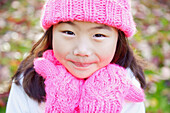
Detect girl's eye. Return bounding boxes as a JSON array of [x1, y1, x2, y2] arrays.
[[62, 31, 75, 35], [93, 34, 107, 38]]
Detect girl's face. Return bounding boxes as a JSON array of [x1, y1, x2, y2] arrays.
[[52, 21, 118, 79]]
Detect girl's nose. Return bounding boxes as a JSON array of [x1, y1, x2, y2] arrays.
[[73, 41, 92, 57]]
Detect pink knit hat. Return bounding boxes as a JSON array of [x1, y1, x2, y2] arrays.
[[41, 0, 136, 37]]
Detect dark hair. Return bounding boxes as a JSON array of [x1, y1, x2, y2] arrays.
[[12, 25, 146, 103]]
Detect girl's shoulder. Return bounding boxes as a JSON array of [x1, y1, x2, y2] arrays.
[[16, 72, 24, 85], [121, 68, 145, 113], [126, 67, 141, 88], [6, 73, 41, 113]]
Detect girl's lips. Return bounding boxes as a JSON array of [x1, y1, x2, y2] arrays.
[[72, 62, 92, 67]]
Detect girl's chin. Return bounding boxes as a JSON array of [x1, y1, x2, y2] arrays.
[[68, 71, 93, 79], [72, 74, 92, 79]]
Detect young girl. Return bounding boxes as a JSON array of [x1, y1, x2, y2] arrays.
[[6, 0, 146, 113]]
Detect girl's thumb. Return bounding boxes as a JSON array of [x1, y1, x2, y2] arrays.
[[34, 58, 57, 78]]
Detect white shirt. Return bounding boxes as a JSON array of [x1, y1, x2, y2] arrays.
[[6, 68, 145, 113]]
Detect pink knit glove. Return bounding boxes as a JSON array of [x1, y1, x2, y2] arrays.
[[79, 64, 145, 113], [33, 50, 84, 113]]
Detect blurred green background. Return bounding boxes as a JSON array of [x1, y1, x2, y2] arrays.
[[0, 0, 170, 113]]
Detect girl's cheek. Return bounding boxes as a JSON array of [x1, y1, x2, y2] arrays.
[[99, 51, 116, 66]]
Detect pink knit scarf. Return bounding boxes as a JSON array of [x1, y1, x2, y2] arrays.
[[34, 50, 145, 113]]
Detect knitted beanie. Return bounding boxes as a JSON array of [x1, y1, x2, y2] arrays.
[[41, 0, 136, 37]]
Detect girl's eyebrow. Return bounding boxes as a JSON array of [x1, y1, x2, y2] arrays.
[[58, 21, 78, 29], [90, 25, 112, 31], [58, 21, 112, 31], [58, 21, 76, 26]]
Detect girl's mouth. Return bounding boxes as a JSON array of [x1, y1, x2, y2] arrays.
[[72, 62, 92, 67]]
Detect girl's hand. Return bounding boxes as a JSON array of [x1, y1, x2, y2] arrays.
[[79, 64, 145, 113], [34, 50, 84, 113]]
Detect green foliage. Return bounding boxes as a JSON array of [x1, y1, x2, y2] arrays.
[[146, 80, 170, 113], [0, 107, 6, 113], [160, 18, 169, 27]]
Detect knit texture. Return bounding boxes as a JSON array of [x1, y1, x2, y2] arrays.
[[33, 50, 145, 113], [79, 64, 145, 113], [41, 0, 136, 37], [34, 51, 84, 112]]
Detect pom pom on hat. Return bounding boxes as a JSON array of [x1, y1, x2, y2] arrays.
[[41, 0, 136, 37]]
